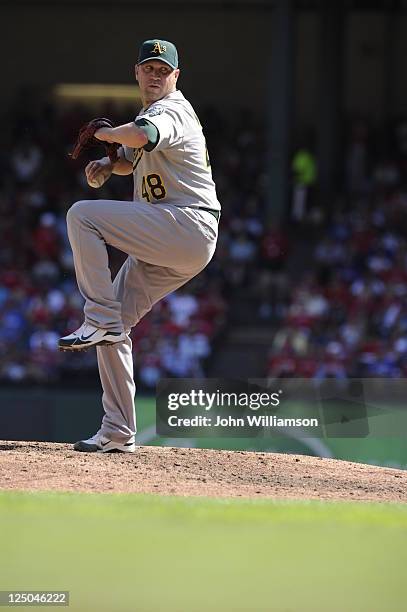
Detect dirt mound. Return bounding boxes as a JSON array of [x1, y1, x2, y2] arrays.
[[0, 441, 406, 502]]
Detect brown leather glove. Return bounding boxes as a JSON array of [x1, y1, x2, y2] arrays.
[[69, 117, 120, 164]]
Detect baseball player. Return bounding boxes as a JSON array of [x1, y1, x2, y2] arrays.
[[59, 39, 221, 452]]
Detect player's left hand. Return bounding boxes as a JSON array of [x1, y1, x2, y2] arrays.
[[69, 117, 120, 164]]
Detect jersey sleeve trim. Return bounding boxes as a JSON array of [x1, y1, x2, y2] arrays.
[[134, 118, 160, 152]]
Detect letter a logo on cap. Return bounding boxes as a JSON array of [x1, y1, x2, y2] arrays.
[[152, 41, 167, 54]]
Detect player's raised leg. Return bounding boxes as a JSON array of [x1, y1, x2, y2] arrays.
[[59, 199, 216, 352]]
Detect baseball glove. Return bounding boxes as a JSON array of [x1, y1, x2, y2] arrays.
[[69, 117, 120, 164]]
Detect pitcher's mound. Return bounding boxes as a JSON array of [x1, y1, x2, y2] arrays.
[[0, 441, 405, 502]]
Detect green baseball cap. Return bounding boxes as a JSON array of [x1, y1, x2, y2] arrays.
[[137, 39, 178, 69]]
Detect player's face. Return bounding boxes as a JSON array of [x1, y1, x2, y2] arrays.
[[135, 60, 179, 104]]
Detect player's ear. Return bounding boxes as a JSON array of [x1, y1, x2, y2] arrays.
[[134, 64, 139, 82], [174, 68, 180, 81]]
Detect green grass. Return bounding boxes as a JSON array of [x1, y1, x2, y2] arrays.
[[0, 493, 406, 611]]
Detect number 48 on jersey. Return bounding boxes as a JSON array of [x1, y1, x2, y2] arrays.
[[141, 173, 167, 201]]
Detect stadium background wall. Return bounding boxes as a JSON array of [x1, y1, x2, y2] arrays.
[[1, 4, 407, 125]]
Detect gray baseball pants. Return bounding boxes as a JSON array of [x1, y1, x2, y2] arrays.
[[66, 199, 218, 442]]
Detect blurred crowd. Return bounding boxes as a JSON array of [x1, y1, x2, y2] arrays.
[[0, 90, 406, 384], [266, 118, 407, 378], [267, 200, 407, 378]]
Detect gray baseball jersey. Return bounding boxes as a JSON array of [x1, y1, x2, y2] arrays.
[[124, 90, 221, 211]]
